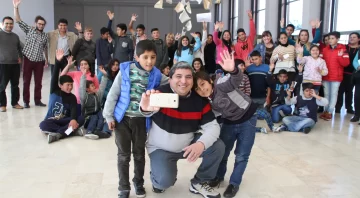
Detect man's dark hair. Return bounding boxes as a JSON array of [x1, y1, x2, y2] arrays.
[[169, 61, 194, 78], [116, 23, 127, 33], [58, 18, 68, 25], [100, 27, 109, 35], [286, 24, 295, 30], [207, 34, 213, 38], [35, 15, 46, 24], [59, 75, 74, 85], [86, 80, 94, 89], [250, 50, 261, 57], [136, 40, 157, 57], [328, 31, 340, 39], [151, 28, 159, 33], [136, 24, 145, 30], [302, 83, 314, 91], [237, 28, 245, 34], [278, 69, 288, 76], [2, 16, 13, 23]]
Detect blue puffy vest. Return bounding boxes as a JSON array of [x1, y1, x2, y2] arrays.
[[113, 61, 162, 130]]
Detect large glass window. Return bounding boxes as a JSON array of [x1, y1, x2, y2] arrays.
[[230, 0, 239, 40], [280, 0, 303, 36], [335, 0, 360, 31], [253, 0, 266, 35]]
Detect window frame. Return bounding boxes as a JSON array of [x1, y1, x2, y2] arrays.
[[251, 0, 266, 35]]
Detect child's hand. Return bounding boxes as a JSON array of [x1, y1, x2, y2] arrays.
[[245, 56, 252, 67], [219, 50, 235, 72], [315, 19, 322, 29], [310, 19, 316, 28], [310, 89, 318, 97], [107, 11, 114, 20], [269, 59, 275, 71], [99, 66, 107, 75], [67, 56, 76, 66], [296, 44, 303, 54], [286, 89, 292, 97], [278, 54, 284, 61], [297, 64, 304, 73], [190, 32, 198, 38], [338, 49, 344, 57], [56, 49, 64, 61], [108, 36, 113, 43], [280, 18, 285, 28], [214, 21, 221, 30], [317, 67, 322, 74], [69, 119, 79, 130], [108, 121, 115, 130], [175, 33, 181, 41], [247, 10, 253, 19], [131, 13, 138, 21]]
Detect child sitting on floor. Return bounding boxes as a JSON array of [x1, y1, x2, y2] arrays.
[[79, 67, 111, 140], [39, 49, 85, 144], [273, 83, 328, 134]]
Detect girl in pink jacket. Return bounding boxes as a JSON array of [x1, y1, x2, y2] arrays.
[[213, 22, 234, 71]]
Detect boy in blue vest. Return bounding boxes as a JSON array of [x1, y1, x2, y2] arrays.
[[39, 49, 85, 144], [273, 83, 328, 134], [103, 40, 168, 198]]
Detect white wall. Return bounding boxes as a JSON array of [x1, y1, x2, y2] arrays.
[[0, 0, 54, 42]]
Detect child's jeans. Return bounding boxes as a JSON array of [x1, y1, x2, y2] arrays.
[[86, 110, 104, 133], [282, 116, 315, 132], [255, 108, 274, 131], [39, 116, 85, 136], [322, 81, 341, 113], [216, 115, 257, 187], [115, 116, 147, 191], [271, 104, 292, 123]]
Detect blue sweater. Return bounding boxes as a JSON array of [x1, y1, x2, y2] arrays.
[[246, 64, 269, 98], [96, 38, 113, 66]]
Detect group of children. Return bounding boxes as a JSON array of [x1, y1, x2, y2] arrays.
[[33, 9, 360, 198]]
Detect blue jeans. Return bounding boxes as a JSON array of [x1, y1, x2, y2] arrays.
[[282, 116, 315, 132], [149, 134, 225, 190], [86, 110, 104, 132], [255, 108, 274, 131], [39, 116, 85, 136], [97, 67, 103, 82], [271, 104, 292, 123], [216, 115, 257, 187], [322, 81, 341, 113]]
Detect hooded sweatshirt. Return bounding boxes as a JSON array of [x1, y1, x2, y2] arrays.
[[234, 19, 256, 61]]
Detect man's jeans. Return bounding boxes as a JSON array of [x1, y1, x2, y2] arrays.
[[282, 116, 315, 132], [322, 81, 341, 113], [271, 104, 292, 123], [216, 115, 257, 187], [114, 116, 147, 191], [149, 134, 225, 190]]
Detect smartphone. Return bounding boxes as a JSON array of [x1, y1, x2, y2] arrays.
[[150, 93, 179, 108]]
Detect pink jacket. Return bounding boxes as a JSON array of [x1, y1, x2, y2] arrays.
[[297, 56, 328, 84], [213, 31, 233, 64], [66, 71, 99, 104]]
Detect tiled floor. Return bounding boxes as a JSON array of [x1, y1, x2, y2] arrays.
[[1, 68, 360, 198]]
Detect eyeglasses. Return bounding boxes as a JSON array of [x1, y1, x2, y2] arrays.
[[37, 23, 45, 26]]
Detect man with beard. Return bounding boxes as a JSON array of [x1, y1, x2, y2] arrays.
[[13, 0, 49, 108]]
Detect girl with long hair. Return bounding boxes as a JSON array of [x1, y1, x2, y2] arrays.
[[173, 33, 201, 65], [213, 22, 234, 71]]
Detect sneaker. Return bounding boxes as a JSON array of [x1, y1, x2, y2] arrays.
[[35, 101, 47, 107], [118, 190, 130, 198], [223, 184, 239, 198], [48, 133, 62, 144], [152, 186, 165, 193], [260, 127, 268, 134], [12, 104, 23, 109], [133, 183, 146, 198], [93, 130, 111, 139], [73, 127, 84, 136], [350, 116, 360, 122], [273, 124, 286, 133], [84, 132, 99, 140], [303, 127, 311, 134], [323, 112, 332, 121], [189, 182, 220, 198], [0, 106, 6, 112], [208, 177, 223, 188], [24, 103, 30, 108], [41, 130, 51, 134]]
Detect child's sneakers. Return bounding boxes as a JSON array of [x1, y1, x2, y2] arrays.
[[273, 124, 286, 132], [260, 127, 268, 134], [84, 132, 99, 140], [118, 190, 130, 198], [48, 133, 62, 144], [133, 183, 146, 197]]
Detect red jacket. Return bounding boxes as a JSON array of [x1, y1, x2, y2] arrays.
[[321, 44, 350, 82], [234, 19, 256, 61]]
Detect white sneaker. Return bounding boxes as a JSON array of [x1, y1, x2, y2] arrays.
[[273, 124, 286, 133], [84, 133, 99, 140], [279, 110, 285, 117], [260, 127, 268, 134], [189, 182, 220, 198]]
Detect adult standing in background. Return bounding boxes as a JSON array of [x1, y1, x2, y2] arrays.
[[13, 0, 49, 108], [0, 16, 23, 112], [204, 34, 216, 74], [48, 18, 83, 75]]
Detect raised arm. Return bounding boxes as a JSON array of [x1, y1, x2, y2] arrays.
[[201, 22, 208, 46], [97, 71, 109, 100], [213, 22, 222, 46], [247, 10, 256, 43], [60, 56, 75, 76], [215, 50, 243, 93], [192, 34, 202, 52], [13, 0, 31, 34], [51, 50, 65, 94], [106, 11, 116, 38], [337, 48, 350, 67], [128, 14, 137, 36]]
